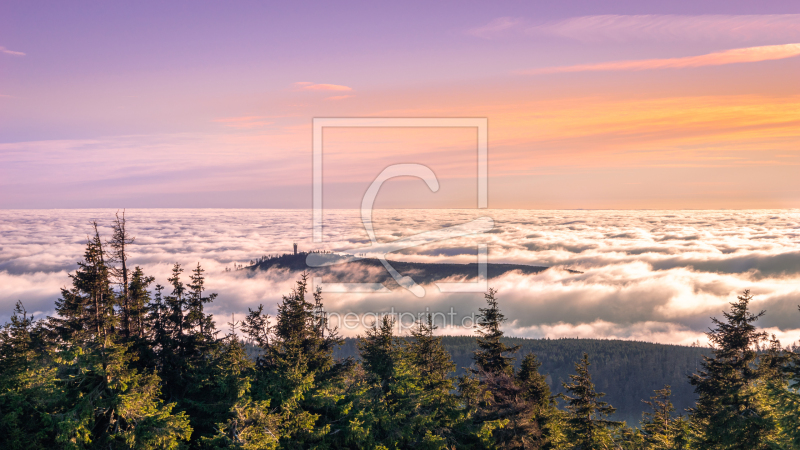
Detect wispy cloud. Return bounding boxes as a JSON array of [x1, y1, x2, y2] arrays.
[[293, 82, 353, 91], [470, 15, 800, 43], [0, 46, 25, 56], [467, 17, 524, 39], [517, 43, 800, 75]]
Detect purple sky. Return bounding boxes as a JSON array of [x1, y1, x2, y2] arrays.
[[2, 1, 800, 208]]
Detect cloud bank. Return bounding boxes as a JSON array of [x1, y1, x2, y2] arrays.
[[1, 209, 799, 346]]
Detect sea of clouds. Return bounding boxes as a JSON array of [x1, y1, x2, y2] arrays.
[[1, 208, 799, 346]]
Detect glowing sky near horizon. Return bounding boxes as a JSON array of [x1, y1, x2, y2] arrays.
[[2, 1, 800, 208]]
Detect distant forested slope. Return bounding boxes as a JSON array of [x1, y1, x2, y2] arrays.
[[246, 252, 557, 286], [330, 336, 709, 425]]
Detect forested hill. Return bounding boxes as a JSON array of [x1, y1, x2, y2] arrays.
[[331, 336, 709, 425], [247, 251, 562, 286]]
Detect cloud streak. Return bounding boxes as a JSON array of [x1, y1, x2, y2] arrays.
[[468, 17, 524, 39], [471, 15, 800, 43], [293, 82, 353, 91], [531, 14, 800, 43], [517, 43, 800, 75], [0, 46, 25, 56]]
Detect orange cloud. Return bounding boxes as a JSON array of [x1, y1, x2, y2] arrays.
[[479, 94, 800, 173], [293, 82, 352, 91], [519, 43, 800, 74], [0, 46, 25, 56]]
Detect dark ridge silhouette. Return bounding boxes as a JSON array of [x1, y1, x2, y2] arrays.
[[246, 251, 579, 286]]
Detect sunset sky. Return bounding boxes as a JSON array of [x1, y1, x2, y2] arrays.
[[2, 1, 800, 209]]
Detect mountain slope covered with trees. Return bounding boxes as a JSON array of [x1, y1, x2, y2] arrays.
[[330, 336, 708, 425]]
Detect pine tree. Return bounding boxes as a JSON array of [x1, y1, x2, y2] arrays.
[[145, 284, 168, 373], [0, 301, 57, 448], [518, 353, 565, 449], [52, 334, 192, 449], [689, 290, 772, 450], [518, 353, 551, 416], [127, 267, 154, 340], [0, 301, 43, 389], [359, 315, 399, 387], [45, 229, 191, 449], [762, 314, 800, 448], [50, 223, 117, 346], [466, 290, 543, 449], [349, 315, 422, 448], [186, 263, 217, 339], [200, 321, 281, 448], [473, 288, 520, 376], [408, 314, 455, 391], [640, 386, 688, 450], [562, 353, 621, 450], [406, 314, 462, 448], [158, 264, 189, 403], [247, 274, 351, 448], [108, 210, 135, 340]]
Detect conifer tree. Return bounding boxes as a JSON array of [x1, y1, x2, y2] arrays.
[[158, 264, 190, 403], [518, 353, 551, 417], [247, 274, 351, 448], [145, 284, 168, 372], [640, 386, 688, 450], [518, 353, 565, 449], [242, 304, 271, 350], [199, 322, 281, 448], [46, 228, 191, 449], [467, 290, 542, 449], [0, 301, 56, 448], [50, 223, 117, 346], [128, 266, 154, 341], [359, 315, 399, 387], [473, 288, 520, 376], [350, 315, 423, 447], [689, 290, 772, 450], [108, 210, 135, 339], [0, 301, 44, 388], [155, 263, 222, 442], [406, 314, 462, 447], [562, 353, 621, 450], [408, 314, 455, 391], [187, 263, 217, 339], [763, 313, 800, 448]]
